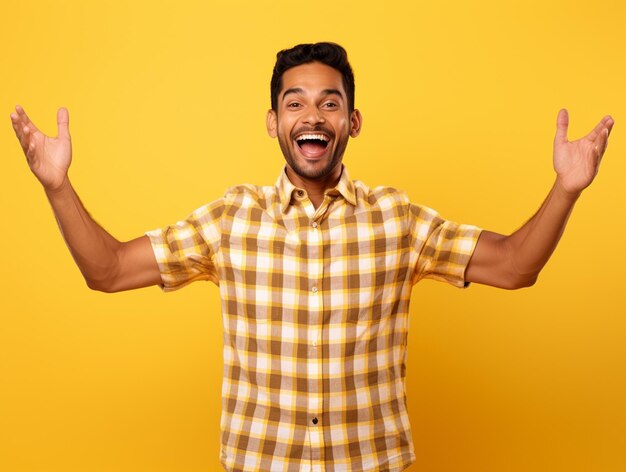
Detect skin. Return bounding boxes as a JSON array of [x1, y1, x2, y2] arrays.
[[10, 65, 614, 291], [465, 109, 613, 288], [10, 106, 161, 292], [266, 62, 362, 208]]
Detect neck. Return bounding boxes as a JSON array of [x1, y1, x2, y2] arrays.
[[285, 163, 342, 209]]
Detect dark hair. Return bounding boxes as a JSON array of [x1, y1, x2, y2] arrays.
[[271, 42, 355, 112]]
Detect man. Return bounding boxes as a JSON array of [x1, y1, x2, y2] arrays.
[[11, 42, 613, 471]]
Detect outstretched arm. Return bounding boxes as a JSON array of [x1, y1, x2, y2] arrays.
[[10, 106, 162, 292], [465, 109, 614, 289]]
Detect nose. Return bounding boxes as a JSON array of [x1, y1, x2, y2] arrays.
[[303, 107, 325, 125]]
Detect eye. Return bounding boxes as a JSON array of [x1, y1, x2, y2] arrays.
[[287, 102, 301, 109], [323, 102, 338, 109]]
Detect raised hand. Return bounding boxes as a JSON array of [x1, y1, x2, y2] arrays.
[[10, 106, 72, 191], [553, 109, 614, 195]]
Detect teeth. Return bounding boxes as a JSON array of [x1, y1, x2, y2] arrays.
[[296, 133, 329, 142]]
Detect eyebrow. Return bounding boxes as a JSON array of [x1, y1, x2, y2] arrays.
[[282, 87, 344, 102]]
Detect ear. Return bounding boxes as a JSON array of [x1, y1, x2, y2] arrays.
[[266, 109, 278, 138], [350, 109, 363, 138]]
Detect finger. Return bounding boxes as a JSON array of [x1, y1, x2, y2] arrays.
[[26, 141, 36, 161], [594, 117, 613, 149], [10, 113, 23, 138], [20, 126, 31, 152], [57, 107, 70, 138], [554, 108, 569, 144], [10, 111, 27, 137], [586, 115, 613, 142], [15, 105, 40, 134], [604, 115, 615, 138], [589, 128, 608, 164], [15, 105, 28, 125], [597, 127, 610, 157]]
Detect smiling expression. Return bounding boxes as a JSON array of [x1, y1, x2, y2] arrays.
[[267, 62, 362, 182]]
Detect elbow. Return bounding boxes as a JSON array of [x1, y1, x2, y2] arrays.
[[84, 265, 122, 293], [502, 240, 540, 289], [85, 277, 117, 293], [513, 275, 537, 290], [82, 249, 124, 293], [503, 272, 538, 290], [524, 273, 538, 288]]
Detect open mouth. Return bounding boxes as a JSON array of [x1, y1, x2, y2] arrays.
[[295, 133, 330, 158]]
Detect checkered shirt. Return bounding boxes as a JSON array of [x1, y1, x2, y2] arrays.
[[146, 166, 482, 472]]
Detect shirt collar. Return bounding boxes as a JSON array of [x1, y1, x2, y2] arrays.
[[276, 165, 357, 213]]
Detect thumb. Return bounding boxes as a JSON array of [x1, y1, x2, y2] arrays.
[[57, 107, 70, 138], [554, 108, 569, 144]]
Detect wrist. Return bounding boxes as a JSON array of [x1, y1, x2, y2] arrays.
[[44, 175, 71, 197], [554, 176, 582, 202]]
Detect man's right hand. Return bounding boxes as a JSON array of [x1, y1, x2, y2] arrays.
[[10, 105, 72, 192]]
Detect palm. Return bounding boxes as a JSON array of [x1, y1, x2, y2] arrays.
[[553, 109, 613, 195], [11, 106, 72, 191]]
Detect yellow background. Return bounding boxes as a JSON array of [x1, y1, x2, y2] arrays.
[[1, 1, 625, 471]]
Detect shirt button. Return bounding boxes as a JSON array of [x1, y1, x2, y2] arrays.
[[311, 286, 318, 293], [311, 221, 318, 228], [312, 417, 318, 425]]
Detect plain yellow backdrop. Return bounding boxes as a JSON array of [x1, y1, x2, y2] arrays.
[[1, 1, 625, 471]]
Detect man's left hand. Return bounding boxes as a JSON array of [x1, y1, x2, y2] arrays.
[[553, 109, 614, 196]]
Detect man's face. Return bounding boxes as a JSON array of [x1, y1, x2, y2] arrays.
[[267, 62, 362, 181]]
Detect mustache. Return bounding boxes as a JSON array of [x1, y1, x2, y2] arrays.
[[290, 126, 335, 141]]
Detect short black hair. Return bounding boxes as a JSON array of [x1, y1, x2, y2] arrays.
[[271, 42, 355, 113]]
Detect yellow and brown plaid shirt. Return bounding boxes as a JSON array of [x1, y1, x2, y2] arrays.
[[146, 166, 481, 472]]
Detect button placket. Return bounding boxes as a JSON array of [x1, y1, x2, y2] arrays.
[[310, 328, 321, 348], [304, 199, 324, 463]]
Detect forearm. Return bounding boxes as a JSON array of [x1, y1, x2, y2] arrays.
[[466, 109, 612, 290], [504, 178, 579, 280], [45, 176, 122, 289], [11, 106, 160, 292], [466, 178, 580, 289]]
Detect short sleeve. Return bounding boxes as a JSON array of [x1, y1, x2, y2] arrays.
[[409, 203, 482, 288], [145, 198, 226, 292]]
